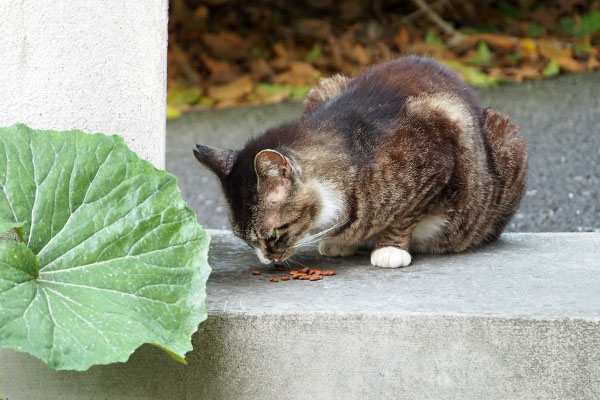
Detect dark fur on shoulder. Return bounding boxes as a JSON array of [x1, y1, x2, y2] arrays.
[[194, 56, 528, 268]]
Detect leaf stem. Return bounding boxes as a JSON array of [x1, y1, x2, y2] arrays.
[[13, 226, 24, 242]]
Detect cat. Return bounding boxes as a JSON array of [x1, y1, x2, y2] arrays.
[[193, 55, 528, 268]]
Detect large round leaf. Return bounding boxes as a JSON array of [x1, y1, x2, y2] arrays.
[[0, 124, 210, 371]]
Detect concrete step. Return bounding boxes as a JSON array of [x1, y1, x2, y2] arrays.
[[2, 230, 600, 399]]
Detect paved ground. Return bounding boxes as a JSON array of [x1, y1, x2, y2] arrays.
[[167, 71, 600, 232]]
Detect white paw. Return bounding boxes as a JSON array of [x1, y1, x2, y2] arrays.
[[370, 247, 412, 268], [318, 240, 357, 257]]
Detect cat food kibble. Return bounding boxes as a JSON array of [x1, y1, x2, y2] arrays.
[[252, 267, 337, 282]]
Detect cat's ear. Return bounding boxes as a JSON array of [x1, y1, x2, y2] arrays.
[[254, 150, 292, 180], [193, 144, 238, 180], [254, 150, 292, 206]]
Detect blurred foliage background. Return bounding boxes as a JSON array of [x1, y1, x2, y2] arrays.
[[167, 0, 600, 116]]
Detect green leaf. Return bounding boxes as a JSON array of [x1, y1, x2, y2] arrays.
[[0, 220, 23, 236], [560, 17, 576, 35], [443, 61, 501, 87], [167, 87, 202, 107], [525, 22, 545, 37], [250, 47, 262, 57], [560, 11, 600, 38], [0, 124, 211, 371], [198, 97, 216, 107], [304, 43, 322, 63], [574, 42, 592, 56], [497, 1, 521, 20], [507, 53, 523, 62], [257, 83, 292, 95], [542, 59, 560, 77], [467, 42, 492, 65], [166, 104, 182, 120], [579, 10, 600, 37], [291, 86, 310, 99], [424, 28, 445, 46], [0, 241, 39, 281]]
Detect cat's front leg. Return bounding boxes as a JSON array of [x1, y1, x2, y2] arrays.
[[370, 223, 415, 268], [318, 238, 358, 257]]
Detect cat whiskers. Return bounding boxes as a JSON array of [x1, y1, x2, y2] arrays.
[[292, 220, 347, 248], [285, 257, 307, 268]]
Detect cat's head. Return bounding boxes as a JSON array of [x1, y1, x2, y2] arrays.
[[193, 144, 318, 264]]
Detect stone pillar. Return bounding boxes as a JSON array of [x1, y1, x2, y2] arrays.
[[0, 0, 168, 168]]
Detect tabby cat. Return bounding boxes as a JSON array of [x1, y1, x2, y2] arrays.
[[193, 56, 528, 268]]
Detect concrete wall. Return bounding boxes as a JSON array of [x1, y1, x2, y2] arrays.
[[0, 0, 168, 168]]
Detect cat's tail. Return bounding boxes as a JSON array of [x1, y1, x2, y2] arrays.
[[482, 108, 529, 240]]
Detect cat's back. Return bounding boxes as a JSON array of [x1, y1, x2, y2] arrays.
[[316, 56, 481, 123]]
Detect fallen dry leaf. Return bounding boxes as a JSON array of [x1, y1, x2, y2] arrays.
[[270, 57, 291, 72], [512, 64, 542, 82], [168, 1, 600, 112], [273, 71, 307, 86], [350, 44, 371, 65], [377, 42, 392, 60], [255, 84, 292, 104], [250, 58, 275, 81], [193, 5, 209, 20], [459, 34, 520, 52], [273, 62, 318, 86], [203, 32, 247, 59], [394, 27, 411, 50], [521, 38, 538, 61], [208, 75, 253, 101], [273, 43, 289, 59], [295, 18, 332, 39], [556, 56, 584, 72], [538, 39, 572, 60], [405, 42, 457, 61], [202, 55, 238, 83], [290, 60, 317, 76]]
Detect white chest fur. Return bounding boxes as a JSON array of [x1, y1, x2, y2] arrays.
[[312, 181, 345, 230]]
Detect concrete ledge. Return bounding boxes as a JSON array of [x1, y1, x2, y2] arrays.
[[2, 231, 600, 399]]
